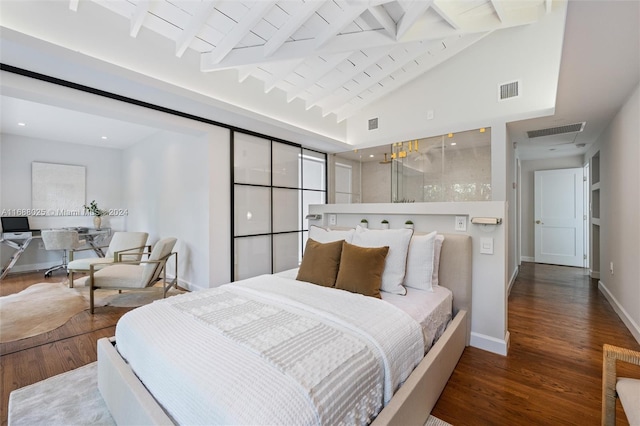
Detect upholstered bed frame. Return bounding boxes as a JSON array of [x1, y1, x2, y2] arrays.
[[96, 233, 472, 425]]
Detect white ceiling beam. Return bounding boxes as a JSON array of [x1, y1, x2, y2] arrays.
[[238, 67, 255, 83], [334, 32, 491, 121], [304, 46, 393, 110], [286, 52, 353, 102], [206, 1, 277, 65], [175, 0, 220, 57], [130, 0, 150, 38], [318, 42, 428, 114], [69, 0, 79, 12], [264, 59, 306, 93], [367, 5, 397, 40], [429, 1, 462, 31], [263, 0, 324, 58], [490, 0, 508, 23], [397, 0, 434, 38], [201, 26, 461, 71], [314, 3, 369, 49]]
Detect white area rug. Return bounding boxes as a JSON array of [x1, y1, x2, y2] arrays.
[[8, 363, 114, 426], [9, 362, 453, 426]]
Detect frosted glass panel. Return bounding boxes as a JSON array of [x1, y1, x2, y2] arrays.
[[273, 233, 300, 273], [273, 188, 300, 233], [234, 133, 271, 185], [272, 143, 300, 188], [235, 236, 271, 280], [303, 150, 326, 190], [234, 185, 271, 236]]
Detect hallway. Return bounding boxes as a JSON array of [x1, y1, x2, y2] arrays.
[[432, 262, 640, 425]]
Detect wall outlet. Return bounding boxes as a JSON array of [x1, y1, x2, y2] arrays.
[[328, 214, 337, 226], [610, 261, 614, 275], [455, 216, 467, 231]]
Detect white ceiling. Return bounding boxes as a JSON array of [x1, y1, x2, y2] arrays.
[[0, 1, 638, 160]]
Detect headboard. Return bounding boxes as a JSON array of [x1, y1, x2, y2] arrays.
[[437, 233, 472, 319]]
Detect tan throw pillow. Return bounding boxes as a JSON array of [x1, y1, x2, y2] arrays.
[[335, 241, 389, 298], [296, 238, 344, 287]]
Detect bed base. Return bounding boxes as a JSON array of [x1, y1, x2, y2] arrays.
[[97, 309, 467, 426]]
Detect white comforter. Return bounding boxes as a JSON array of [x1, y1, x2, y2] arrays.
[[115, 274, 424, 425]]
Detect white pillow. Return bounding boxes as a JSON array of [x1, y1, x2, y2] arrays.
[[403, 231, 438, 291], [432, 234, 445, 286], [309, 225, 354, 244], [351, 225, 413, 295]]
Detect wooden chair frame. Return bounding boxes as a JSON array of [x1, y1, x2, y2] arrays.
[[602, 343, 640, 425], [88, 250, 178, 314]]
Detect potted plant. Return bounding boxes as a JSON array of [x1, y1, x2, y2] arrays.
[[84, 200, 108, 230], [381, 219, 389, 230], [404, 220, 414, 229], [360, 219, 368, 229]]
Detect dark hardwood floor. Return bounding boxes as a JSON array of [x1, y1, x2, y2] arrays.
[[432, 262, 640, 425], [1, 263, 638, 425]]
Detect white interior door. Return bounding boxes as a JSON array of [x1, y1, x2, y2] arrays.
[[534, 168, 585, 267]]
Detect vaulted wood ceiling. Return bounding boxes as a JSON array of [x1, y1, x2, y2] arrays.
[[85, 0, 552, 122]]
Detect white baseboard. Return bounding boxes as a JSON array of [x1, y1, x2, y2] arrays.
[[470, 331, 510, 356], [590, 270, 600, 279], [598, 280, 640, 345], [521, 256, 534, 262], [508, 266, 519, 296]]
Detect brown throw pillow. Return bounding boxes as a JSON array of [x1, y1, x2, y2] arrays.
[[335, 241, 389, 298], [296, 238, 344, 287]]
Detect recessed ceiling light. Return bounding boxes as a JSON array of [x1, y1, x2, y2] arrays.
[[18, 122, 26, 126], [369, 154, 374, 158], [451, 142, 457, 146], [101, 136, 108, 140]]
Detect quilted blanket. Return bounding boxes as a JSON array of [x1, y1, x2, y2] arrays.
[[115, 274, 424, 425]]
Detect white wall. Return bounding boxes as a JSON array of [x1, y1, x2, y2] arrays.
[[123, 126, 231, 291], [596, 84, 640, 343], [519, 155, 584, 261], [0, 134, 123, 272]]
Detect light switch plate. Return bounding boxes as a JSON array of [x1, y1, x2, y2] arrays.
[[455, 216, 467, 231], [328, 214, 337, 226], [480, 237, 494, 255]]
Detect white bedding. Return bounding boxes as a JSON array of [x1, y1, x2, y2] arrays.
[[275, 268, 453, 353], [115, 274, 424, 425]]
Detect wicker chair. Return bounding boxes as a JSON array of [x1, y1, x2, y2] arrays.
[[602, 344, 640, 425]]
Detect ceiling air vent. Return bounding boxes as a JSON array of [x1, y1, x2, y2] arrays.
[[498, 80, 520, 100], [527, 122, 586, 139], [368, 117, 378, 130]]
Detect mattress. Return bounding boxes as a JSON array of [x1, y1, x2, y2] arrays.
[[115, 273, 424, 425], [275, 268, 453, 353]]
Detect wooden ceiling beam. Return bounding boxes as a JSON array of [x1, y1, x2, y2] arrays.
[[285, 52, 352, 102], [130, 0, 150, 38], [397, 0, 434, 38], [263, 0, 324, 58], [367, 5, 397, 40], [314, 2, 369, 49], [206, 0, 276, 65], [175, 0, 220, 57]]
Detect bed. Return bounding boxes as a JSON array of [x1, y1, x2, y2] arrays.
[[97, 231, 472, 425]]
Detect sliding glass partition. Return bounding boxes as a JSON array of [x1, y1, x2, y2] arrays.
[[232, 131, 326, 281]]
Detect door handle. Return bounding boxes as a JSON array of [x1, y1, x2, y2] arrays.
[[535, 220, 544, 225]]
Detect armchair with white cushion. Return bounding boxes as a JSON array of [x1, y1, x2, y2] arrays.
[[602, 344, 640, 425], [88, 237, 178, 314], [67, 231, 149, 287]]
